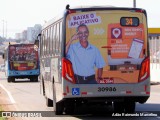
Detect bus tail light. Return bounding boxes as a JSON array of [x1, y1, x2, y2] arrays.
[[68, 10, 76, 14], [131, 10, 144, 13], [62, 58, 76, 84], [135, 10, 143, 13], [138, 57, 150, 82]]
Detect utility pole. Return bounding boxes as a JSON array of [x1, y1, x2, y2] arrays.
[[2, 20, 4, 38], [133, 0, 136, 8], [2, 20, 7, 38], [5, 21, 7, 38]]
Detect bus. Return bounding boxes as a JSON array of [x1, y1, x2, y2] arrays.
[[39, 5, 150, 114], [4, 43, 40, 82]]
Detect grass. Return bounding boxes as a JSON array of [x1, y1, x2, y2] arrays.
[[0, 105, 7, 120]]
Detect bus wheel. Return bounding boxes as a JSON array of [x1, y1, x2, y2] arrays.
[[30, 76, 38, 82], [124, 101, 135, 113], [114, 102, 125, 113], [33, 76, 38, 82], [55, 101, 64, 115], [64, 100, 75, 115], [11, 77, 15, 82], [46, 97, 53, 107], [7, 77, 11, 82]]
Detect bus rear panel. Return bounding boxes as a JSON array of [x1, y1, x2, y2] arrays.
[[62, 7, 149, 113], [6, 44, 40, 82]]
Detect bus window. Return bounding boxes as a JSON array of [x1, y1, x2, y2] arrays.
[[40, 32, 42, 57], [48, 28, 51, 56], [46, 28, 50, 56], [52, 24, 56, 55], [59, 21, 63, 53], [44, 29, 48, 57], [50, 26, 53, 55], [43, 30, 45, 57], [55, 23, 60, 54]]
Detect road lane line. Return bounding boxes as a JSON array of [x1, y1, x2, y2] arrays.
[[0, 84, 16, 104]]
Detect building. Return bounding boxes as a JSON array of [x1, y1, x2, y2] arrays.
[[15, 24, 42, 43], [27, 24, 42, 42], [148, 28, 160, 63], [27, 27, 35, 42], [15, 33, 22, 40], [22, 30, 27, 41]]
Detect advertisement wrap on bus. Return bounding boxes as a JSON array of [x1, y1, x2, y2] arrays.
[[5, 44, 40, 82], [65, 11, 148, 84]]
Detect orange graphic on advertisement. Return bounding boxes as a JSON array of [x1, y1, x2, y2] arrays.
[[107, 23, 144, 59]]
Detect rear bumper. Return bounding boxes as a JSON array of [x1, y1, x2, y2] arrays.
[[8, 69, 40, 77], [63, 96, 149, 104], [61, 78, 150, 103]]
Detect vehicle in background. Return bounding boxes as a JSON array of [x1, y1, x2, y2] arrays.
[[3, 44, 40, 82], [39, 5, 150, 114]]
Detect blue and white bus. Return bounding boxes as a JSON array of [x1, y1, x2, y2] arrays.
[[4, 43, 40, 82]]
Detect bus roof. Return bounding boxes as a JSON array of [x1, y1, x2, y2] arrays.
[[67, 5, 146, 12], [69, 5, 116, 9], [42, 5, 147, 30]]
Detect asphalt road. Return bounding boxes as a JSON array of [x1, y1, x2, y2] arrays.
[[0, 55, 160, 120], [0, 73, 160, 120]]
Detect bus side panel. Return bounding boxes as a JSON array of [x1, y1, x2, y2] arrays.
[[51, 57, 63, 102]]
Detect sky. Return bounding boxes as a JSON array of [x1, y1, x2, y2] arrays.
[[1, 0, 160, 38]]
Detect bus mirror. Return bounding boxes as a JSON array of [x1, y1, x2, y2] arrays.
[[34, 40, 39, 48], [34, 33, 41, 48], [37, 33, 41, 41]]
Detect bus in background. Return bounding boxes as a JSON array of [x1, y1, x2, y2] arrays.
[[3, 44, 40, 82], [39, 5, 150, 114]]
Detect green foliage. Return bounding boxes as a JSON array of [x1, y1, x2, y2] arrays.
[[0, 105, 7, 120]]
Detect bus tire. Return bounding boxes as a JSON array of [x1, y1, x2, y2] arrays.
[[64, 100, 75, 115], [55, 101, 64, 115], [124, 101, 135, 113], [42, 77, 45, 96], [29, 77, 32, 82], [7, 77, 11, 82], [11, 77, 15, 82], [114, 102, 125, 113], [46, 98, 53, 107], [34, 76, 38, 82], [30, 76, 38, 82]]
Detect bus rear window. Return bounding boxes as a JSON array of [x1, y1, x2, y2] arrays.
[[120, 17, 139, 27]]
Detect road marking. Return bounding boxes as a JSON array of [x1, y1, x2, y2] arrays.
[[0, 84, 16, 104]]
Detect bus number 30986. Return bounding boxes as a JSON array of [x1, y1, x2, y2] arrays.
[[98, 87, 117, 92]]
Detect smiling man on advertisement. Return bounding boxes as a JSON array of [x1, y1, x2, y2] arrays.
[[66, 24, 106, 84]]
